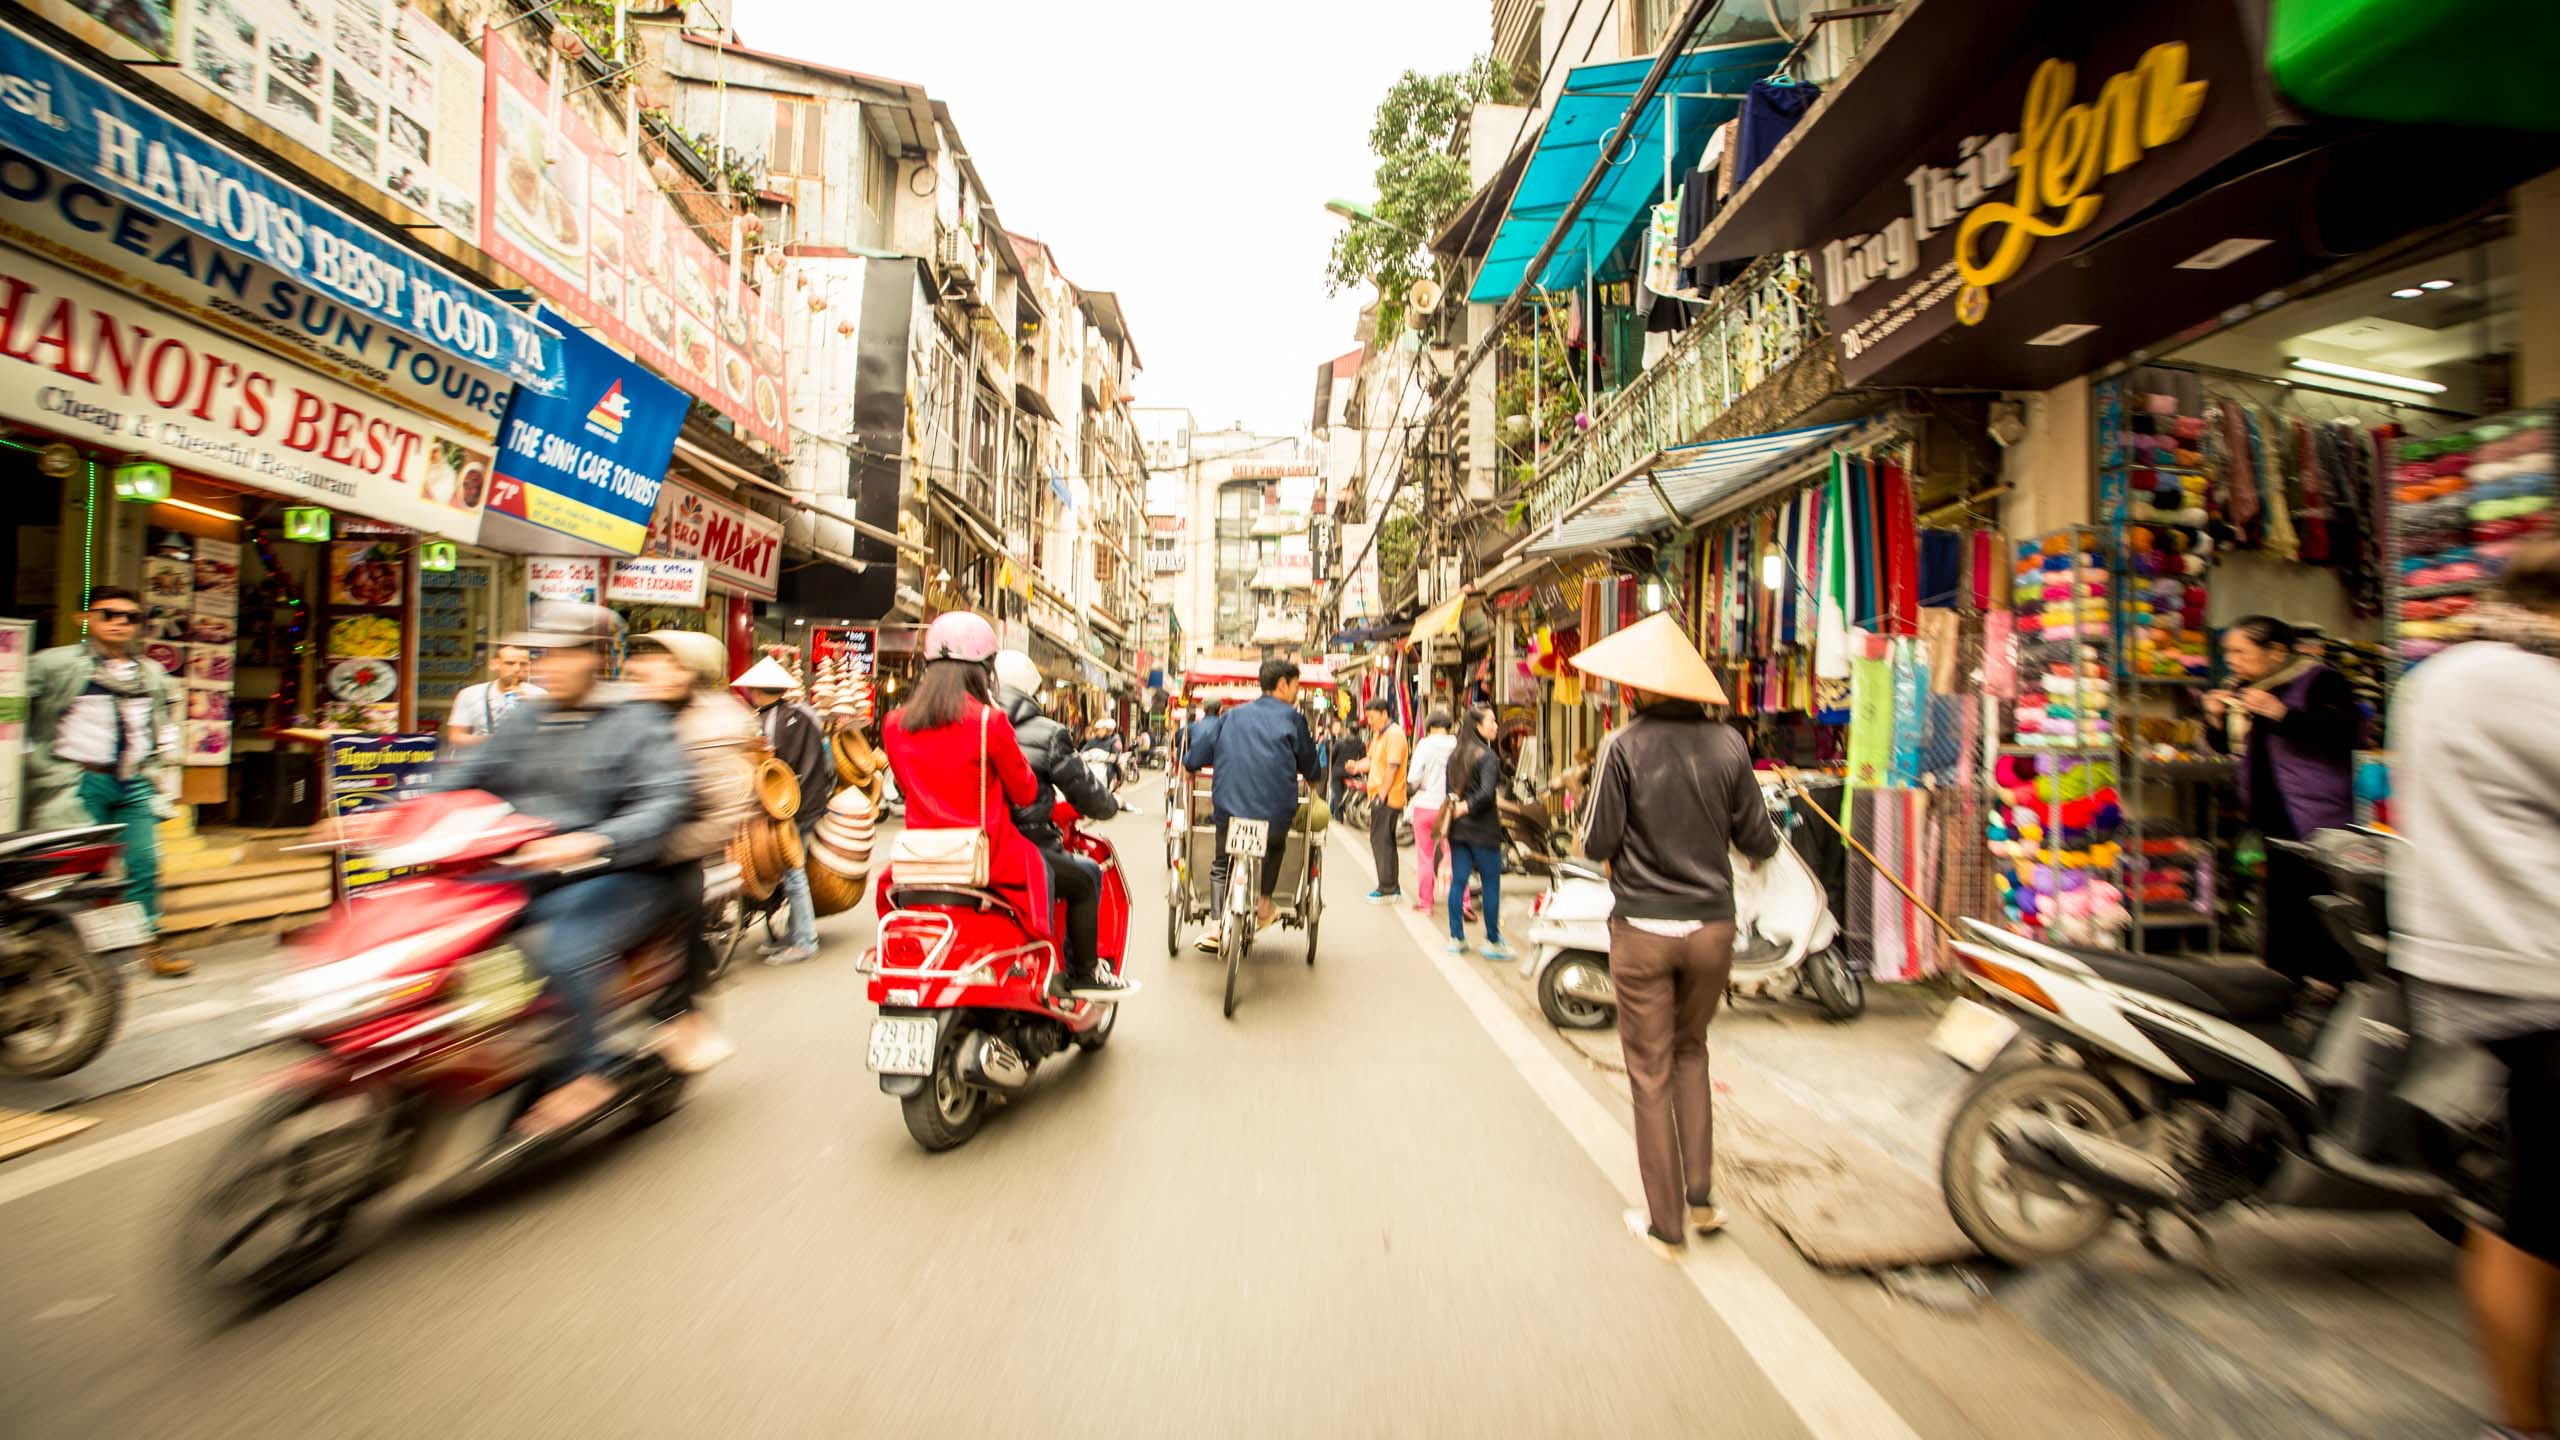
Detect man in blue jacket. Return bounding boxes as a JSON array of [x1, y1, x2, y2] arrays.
[[1183, 659, 1320, 951]]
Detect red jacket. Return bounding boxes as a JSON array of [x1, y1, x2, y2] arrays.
[[880, 697, 1050, 936]]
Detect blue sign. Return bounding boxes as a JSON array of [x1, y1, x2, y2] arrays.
[[0, 20, 563, 394], [485, 310, 683, 554]]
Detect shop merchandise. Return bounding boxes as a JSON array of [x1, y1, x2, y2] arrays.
[[2388, 406, 2557, 663]]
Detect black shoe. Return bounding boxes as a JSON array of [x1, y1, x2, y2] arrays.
[[1066, 970, 1135, 1002]]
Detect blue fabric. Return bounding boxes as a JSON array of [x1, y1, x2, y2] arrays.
[[1918, 529, 1963, 609], [779, 863, 817, 948], [78, 771, 159, 925], [1731, 79, 1821, 191], [1183, 696, 1319, 823], [1447, 842, 1504, 944]]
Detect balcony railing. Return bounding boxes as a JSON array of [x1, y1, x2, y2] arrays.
[[1522, 252, 1825, 530]]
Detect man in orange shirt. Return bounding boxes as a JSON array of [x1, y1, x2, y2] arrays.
[[1347, 698, 1409, 903]]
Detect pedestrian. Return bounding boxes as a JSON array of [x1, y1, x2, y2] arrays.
[[1570, 613, 1779, 1259], [1326, 716, 1365, 822], [626, 631, 758, 1073], [1348, 698, 1408, 903], [2203, 615, 2361, 987], [735, 653, 835, 965], [1439, 707, 1508, 960], [1405, 710, 1456, 916], [2391, 540, 2560, 1440], [444, 642, 543, 749], [26, 587, 189, 976]]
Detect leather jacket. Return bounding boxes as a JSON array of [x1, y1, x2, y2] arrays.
[[1000, 687, 1117, 845], [1577, 702, 1780, 921]]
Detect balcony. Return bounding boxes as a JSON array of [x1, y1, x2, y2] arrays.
[[1522, 253, 1825, 530]]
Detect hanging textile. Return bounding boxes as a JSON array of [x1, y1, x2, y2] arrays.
[[1917, 529, 1962, 609], [1983, 609, 2017, 699], [1815, 455, 1853, 679], [1889, 637, 1926, 787], [1732, 79, 1822, 191], [1970, 529, 1996, 612], [1846, 635, 1893, 786], [1641, 194, 1686, 301], [1917, 608, 1960, 694], [1881, 456, 1920, 634]]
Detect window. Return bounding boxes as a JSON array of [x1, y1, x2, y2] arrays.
[[1628, 0, 1678, 52], [770, 98, 824, 179], [859, 117, 894, 247]]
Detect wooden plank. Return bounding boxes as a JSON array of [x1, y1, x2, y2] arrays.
[[0, 1107, 97, 1162]]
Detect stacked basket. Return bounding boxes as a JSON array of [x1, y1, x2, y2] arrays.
[[729, 756, 803, 903], [805, 787, 876, 914]]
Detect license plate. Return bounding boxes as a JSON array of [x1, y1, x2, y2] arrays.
[[1226, 817, 1269, 858], [1930, 998, 2021, 1071], [73, 902, 149, 953], [867, 1016, 937, 1076]]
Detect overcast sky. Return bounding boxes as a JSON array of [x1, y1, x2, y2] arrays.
[[733, 0, 1489, 436]]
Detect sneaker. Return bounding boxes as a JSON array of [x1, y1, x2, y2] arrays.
[[1622, 1208, 1684, 1261], [1445, 938, 1470, 956], [1687, 1198, 1726, 1239], [763, 944, 818, 966], [1365, 889, 1401, 904], [1067, 971, 1136, 1002], [1479, 943, 1512, 962]]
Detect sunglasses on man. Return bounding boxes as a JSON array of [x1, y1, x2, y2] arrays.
[[92, 607, 141, 622]]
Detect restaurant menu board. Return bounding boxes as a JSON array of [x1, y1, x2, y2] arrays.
[[328, 733, 438, 895], [0, 619, 30, 829], [415, 567, 488, 725], [185, 537, 240, 766], [178, 0, 483, 245], [481, 37, 788, 449], [323, 540, 404, 732]]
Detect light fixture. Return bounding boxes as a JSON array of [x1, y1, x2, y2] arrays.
[[793, 618, 806, 626], [157, 497, 242, 523], [111, 459, 173, 503], [2420, 279, 2455, 291], [1760, 547, 1785, 592], [2390, 287, 2424, 300], [2287, 356, 2447, 395], [2174, 238, 2271, 271], [2024, 322, 2100, 347], [420, 541, 459, 572], [1641, 578, 1664, 613], [284, 506, 332, 541]]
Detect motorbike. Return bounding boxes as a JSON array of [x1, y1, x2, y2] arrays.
[[0, 822, 148, 1078], [176, 792, 692, 1309], [1521, 781, 1860, 1030], [862, 799, 1129, 1151], [1498, 788, 1574, 878], [1935, 827, 2504, 1269]]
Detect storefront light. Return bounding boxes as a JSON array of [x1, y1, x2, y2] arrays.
[[1760, 548, 1785, 592], [420, 542, 459, 573], [111, 460, 172, 504], [284, 506, 333, 542], [1642, 578, 1665, 613]]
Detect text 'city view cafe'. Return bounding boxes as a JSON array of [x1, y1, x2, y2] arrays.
[[0, 12, 786, 933]]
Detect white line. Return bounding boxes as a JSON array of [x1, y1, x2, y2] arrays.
[[1344, 832, 1921, 1440], [123, 1000, 237, 1040], [0, 1091, 256, 1209]]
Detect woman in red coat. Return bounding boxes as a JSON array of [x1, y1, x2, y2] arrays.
[[879, 612, 1050, 940]]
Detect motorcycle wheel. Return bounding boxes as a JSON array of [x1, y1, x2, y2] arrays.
[[0, 925, 126, 1078], [1537, 953, 1615, 1031], [900, 1029, 984, 1152], [1805, 945, 1864, 1021], [1941, 1063, 2135, 1266], [1078, 997, 1118, 1051], [177, 1083, 399, 1308]]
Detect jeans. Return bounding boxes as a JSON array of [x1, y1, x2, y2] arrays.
[[77, 771, 160, 928], [1369, 800, 1403, 895], [779, 860, 819, 949], [1446, 842, 1503, 944], [519, 869, 670, 1077], [1040, 845, 1102, 976], [1410, 804, 1443, 912], [664, 861, 710, 1018]]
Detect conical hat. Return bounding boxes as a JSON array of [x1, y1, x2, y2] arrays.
[[732, 656, 797, 690], [1568, 612, 1728, 705]]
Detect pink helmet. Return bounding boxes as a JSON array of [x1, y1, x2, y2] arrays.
[[922, 610, 998, 663]]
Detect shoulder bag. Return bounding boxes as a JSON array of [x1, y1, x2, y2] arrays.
[[884, 708, 993, 886]]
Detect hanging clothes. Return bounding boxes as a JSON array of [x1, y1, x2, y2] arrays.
[[1814, 458, 1854, 680], [1732, 79, 1822, 192], [1881, 458, 1921, 635]]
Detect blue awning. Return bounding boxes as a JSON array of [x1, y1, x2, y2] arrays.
[[1467, 42, 1791, 305], [1525, 420, 1862, 557]]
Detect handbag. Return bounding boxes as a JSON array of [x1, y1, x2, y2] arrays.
[[885, 709, 993, 886]]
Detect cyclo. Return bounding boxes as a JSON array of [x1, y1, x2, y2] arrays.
[[1163, 765, 1323, 1018]]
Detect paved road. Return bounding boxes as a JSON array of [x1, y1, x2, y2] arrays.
[[0, 801, 2149, 1439]]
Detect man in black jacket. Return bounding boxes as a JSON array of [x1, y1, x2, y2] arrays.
[[1571, 614, 1779, 1260], [735, 653, 834, 965], [996, 651, 1128, 1000]]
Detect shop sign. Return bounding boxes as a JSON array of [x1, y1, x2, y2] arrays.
[[813, 625, 876, 678], [486, 310, 682, 556], [0, 147, 515, 437], [329, 733, 441, 896], [0, 249, 493, 539], [643, 478, 782, 600], [605, 556, 705, 607], [1811, 0, 2269, 385], [527, 556, 602, 604], [0, 19, 561, 392], [479, 38, 788, 448]]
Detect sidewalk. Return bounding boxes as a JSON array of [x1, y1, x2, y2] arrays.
[[0, 935, 286, 1112], [1387, 847, 2481, 1439]]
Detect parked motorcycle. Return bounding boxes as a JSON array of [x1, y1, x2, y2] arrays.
[[1521, 784, 1860, 1031], [177, 792, 692, 1309], [0, 823, 148, 1078], [862, 799, 1129, 1151], [1498, 788, 1574, 878], [1935, 828, 2503, 1269]]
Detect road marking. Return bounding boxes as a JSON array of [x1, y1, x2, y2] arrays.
[[0, 1091, 257, 1210], [1343, 833, 1921, 1440], [124, 1000, 237, 1040], [30, 1295, 111, 1321]]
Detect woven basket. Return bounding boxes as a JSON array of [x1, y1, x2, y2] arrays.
[[733, 832, 777, 902], [774, 816, 806, 869], [754, 757, 801, 821], [744, 819, 784, 888], [809, 836, 869, 879], [805, 857, 863, 915]]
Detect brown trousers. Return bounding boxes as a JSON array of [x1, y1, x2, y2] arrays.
[[1609, 917, 1737, 1242]]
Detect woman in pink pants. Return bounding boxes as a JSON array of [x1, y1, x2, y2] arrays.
[[1404, 711, 1456, 914]]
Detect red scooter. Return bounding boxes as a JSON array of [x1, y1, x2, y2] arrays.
[[863, 800, 1128, 1150], [176, 792, 690, 1309]]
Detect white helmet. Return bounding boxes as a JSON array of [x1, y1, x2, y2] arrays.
[[993, 649, 1041, 699]]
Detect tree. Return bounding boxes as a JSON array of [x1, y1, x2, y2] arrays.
[[1325, 57, 1513, 339]]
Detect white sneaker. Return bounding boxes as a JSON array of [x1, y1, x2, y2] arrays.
[[764, 944, 819, 966]]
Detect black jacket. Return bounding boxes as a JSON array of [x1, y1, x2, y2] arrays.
[[1002, 687, 1116, 846], [1578, 702, 1780, 921], [1444, 744, 1506, 848], [756, 699, 835, 835]]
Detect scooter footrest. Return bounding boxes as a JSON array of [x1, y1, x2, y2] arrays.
[[2307, 1135, 2455, 1199]]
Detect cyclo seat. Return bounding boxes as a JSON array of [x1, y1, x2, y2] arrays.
[[2043, 940, 2297, 1022]]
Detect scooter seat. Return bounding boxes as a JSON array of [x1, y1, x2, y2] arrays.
[[2058, 946, 2297, 1023]]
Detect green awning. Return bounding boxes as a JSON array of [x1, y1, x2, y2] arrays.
[[2270, 0, 2560, 131]]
